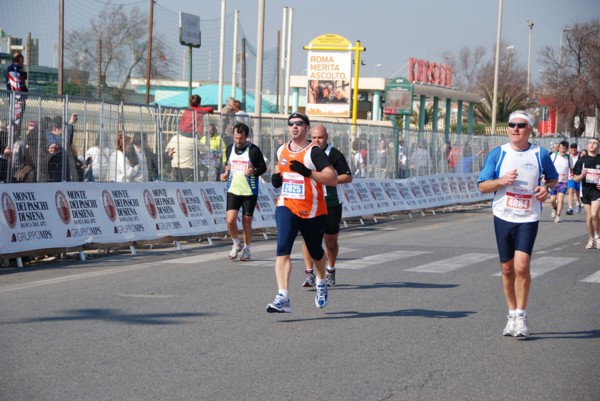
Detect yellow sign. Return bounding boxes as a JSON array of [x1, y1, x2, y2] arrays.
[[307, 34, 352, 49]]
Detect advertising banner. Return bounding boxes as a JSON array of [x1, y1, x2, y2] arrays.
[[1, 175, 487, 255], [306, 50, 352, 118]]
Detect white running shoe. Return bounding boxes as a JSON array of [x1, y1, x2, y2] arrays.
[[266, 294, 291, 313], [315, 283, 328, 309], [502, 315, 516, 337], [229, 242, 243, 259], [514, 315, 529, 337], [586, 238, 595, 249], [596, 239, 600, 250], [551, 209, 557, 218], [240, 246, 251, 261], [554, 216, 561, 223]]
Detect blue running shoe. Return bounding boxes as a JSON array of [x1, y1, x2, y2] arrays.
[[315, 284, 328, 308], [266, 294, 291, 313]]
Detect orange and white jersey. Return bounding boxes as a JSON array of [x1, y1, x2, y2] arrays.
[[276, 142, 327, 218]]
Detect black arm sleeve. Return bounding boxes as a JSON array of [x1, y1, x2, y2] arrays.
[[310, 146, 331, 171], [249, 145, 267, 177], [329, 147, 352, 176]]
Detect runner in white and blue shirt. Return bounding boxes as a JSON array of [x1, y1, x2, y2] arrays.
[[478, 110, 558, 339]]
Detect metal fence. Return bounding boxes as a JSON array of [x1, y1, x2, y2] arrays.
[[0, 90, 589, 184]]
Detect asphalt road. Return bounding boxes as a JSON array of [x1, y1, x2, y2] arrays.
[[1, 205, 598, 401]]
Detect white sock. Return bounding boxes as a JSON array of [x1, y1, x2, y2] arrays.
[[233, 238, 241, 245], [516, 309, 526, 317], [279, 289, 289, 298], [316, 278, 326, 287], [508, 309, 516, 317], [327, 265, 335, 271]]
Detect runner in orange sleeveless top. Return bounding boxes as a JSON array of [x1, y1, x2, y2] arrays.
[[266, 112, 338, 313]]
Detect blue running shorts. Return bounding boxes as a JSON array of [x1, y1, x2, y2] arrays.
[[493, 216, 539, 263]]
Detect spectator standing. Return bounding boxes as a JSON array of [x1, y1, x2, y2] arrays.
[[478, 110, 558, 338], [445, 141, 455, 173], [178, 95, 214, 136], [573, 137, 600, 249], [46, 114, 76, 182], [11, 121, 45, 183], [220, 97, 236, 142], [165, 129, 208, 182], [266, 112, 338, 313], [6, 52, 28, 127], [398, 141, 408, 178], [126, 132, 158, 182], [108, 134, 139, 182], [84, 136, 111, 182], [371, 138, 391, 179], [411, 142, 430, 176], [0, 128, 9, 182], [202, 123, 227, 181], [219, 123, 267, 261], [301, 124, 352, 288]]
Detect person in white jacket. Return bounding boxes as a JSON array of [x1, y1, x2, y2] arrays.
[[107, 134, 139, 182], [84, 137, 111, 182]]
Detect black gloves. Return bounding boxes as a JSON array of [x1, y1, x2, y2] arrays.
[[271, 173, 283, 188], [290, 160, 312, 177]]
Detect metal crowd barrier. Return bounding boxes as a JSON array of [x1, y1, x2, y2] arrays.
[[1, 90, 585, 186]]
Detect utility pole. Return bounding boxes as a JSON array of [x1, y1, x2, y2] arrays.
[[145, 0, 154, 105], [97, 37, 102, 98], [526, 20, 534, 98], [58, 0, 64, 95]]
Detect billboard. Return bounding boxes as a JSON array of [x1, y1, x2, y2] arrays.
[[305, 35, 352, 118]]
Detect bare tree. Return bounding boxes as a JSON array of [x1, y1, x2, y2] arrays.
[[539, 18, 600, 136], [443, 46, 487, 91], [444, 41, 529, 124], [65, 4, 171, 101]]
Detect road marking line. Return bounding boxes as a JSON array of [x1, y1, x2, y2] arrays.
[[492, 256, 579, 278], [581, 271, 600, 283], [406, 253, 497, 273], [338, 250, 431, 270]]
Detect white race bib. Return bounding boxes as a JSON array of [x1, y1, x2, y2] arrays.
[[585, 168, 600, 184], [281, 172, 305, 200], [505, 185, 533, 216]]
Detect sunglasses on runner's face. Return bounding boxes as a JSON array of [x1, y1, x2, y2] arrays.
[[288, 121, 306, 127], [508, 122, 528, 129]]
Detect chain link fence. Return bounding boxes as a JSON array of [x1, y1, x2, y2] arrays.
[[1, 90, 587, 185]]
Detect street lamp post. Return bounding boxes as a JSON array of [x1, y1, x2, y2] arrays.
[[491, 0, 504, 135], [556, 26, 573, 134], [507, 45, 514, 71], [373, 63, 382, 77], [526, 20, 534, 98]]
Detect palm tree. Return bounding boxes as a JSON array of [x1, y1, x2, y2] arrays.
[[475, 83, 529, 124]]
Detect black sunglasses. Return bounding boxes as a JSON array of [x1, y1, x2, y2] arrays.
[[288, 121, 306, 127], [508, 122, 528, 129]]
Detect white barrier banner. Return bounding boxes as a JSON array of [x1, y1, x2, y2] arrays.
[[365, 180, 396, 214], [252, 186, 278, 229], [1, 174, 488, 255], [395, 180, 420, 209], [340, 183, 366, 218], [381, 180, 408, 211]]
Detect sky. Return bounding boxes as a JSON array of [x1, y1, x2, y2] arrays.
[[166, 0, 599, 83], [1, 0, 598, 87]]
